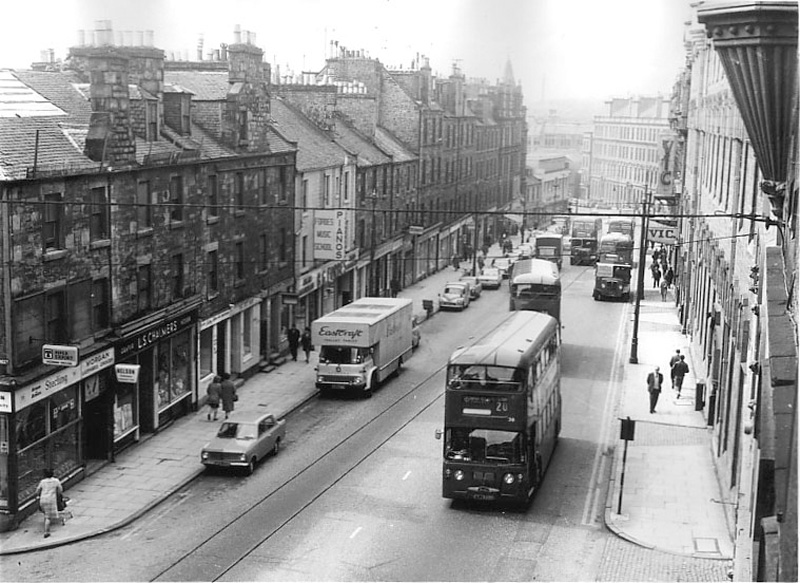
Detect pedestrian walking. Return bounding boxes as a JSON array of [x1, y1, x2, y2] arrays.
[[646, 366, 664, 414], [671, 355, 690, 398], [451, 253, 460, 271], [35, 468, 63, 538], [669, 349, 682, 388], [651, 262, 661, 288], [206, 375, 222, 421], [300, 327, 313, 363], [664, 266, 674, 289], [660, 278, 669, 301], [287, 324, 301, 361], [220, 372, 237, 419]]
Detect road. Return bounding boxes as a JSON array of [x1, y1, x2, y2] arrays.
[[4, 263, 638, 582]]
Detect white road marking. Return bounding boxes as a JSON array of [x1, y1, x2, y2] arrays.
[[349, 526, 362, 539], [402, 470, 411, 481]]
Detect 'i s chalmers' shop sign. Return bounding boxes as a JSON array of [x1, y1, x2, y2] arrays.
[[116, 313, 195, 359]]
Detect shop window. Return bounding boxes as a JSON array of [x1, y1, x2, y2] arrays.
[[50, 386, 78, 432], [17, 441, 46, 503], [157, 330, 191, 410], [51, 423, 79, 479], [114, 381, 137, 439], [16, 401, 46, 450]]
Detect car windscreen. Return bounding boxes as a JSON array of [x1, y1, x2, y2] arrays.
[[217, 422, 257, 440]]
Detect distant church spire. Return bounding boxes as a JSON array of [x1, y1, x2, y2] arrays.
[[503, 58, 515, 85]]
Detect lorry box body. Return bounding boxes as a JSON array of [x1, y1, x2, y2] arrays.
[[312, 298, 413, 396]]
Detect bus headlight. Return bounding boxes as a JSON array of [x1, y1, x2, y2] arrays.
[[352, 375, 364, 384], [454, 469, 465, 481], [503, 473, 516, 485]]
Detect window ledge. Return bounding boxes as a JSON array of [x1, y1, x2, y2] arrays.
[[206, 216, 220, 226], [234, 279, 245, 288], [90, 239, 111, 250], [234, 210, 245, 218], [137, 227, 154, 239], [207, 291, 219, 301], [43, 249, 68, 262], [169, 221, 184, 231]]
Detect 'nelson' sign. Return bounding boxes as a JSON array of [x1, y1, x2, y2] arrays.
[[647, 220, 678, 245]]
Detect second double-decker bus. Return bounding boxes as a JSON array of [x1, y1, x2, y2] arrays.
[[508, 259, 561, 321], [598, 232, 634, 265], [607, 217, 636, 237], [437, 311, 562, 504], [570, 217, 603, 265]]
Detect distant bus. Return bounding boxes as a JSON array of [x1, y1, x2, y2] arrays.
[[509, 259, 561, 321], [598, 232, 634, 265], [438, 311, 562, 504], [607, 217, 636, 237], [533, 233, 564, 270], [570, 218, 603, 265]]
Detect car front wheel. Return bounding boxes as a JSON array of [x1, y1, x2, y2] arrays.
[[272, 439, 280, 456], [246, 457, 257, 475]]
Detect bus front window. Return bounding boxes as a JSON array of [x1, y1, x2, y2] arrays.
[[445, 428, 523, 463]]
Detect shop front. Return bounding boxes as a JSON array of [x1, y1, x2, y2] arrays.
[[0, 346, 115, 530], [114, 310, 197, 449]]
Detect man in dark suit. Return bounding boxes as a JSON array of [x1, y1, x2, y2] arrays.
[[647, 366, 664, 414]]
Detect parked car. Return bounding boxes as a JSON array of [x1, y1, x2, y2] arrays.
[[477, 267, 503, 289], [411, 315, 421, 348], [458, 275, 483, 299], [201, 412, 286, 475], [438, 281, 471, 310]]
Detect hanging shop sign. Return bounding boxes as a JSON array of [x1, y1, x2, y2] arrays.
[[42, 344, 79, 367], [647, 220, 679, 245], [0, 391, 11, 413], [115, 364, 141, 384], [314, 209, 349, 261]]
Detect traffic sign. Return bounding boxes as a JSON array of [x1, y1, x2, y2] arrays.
[[42, 344, 79, 366]]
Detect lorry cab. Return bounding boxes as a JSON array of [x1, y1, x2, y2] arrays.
[[593, 263, 632, 301]]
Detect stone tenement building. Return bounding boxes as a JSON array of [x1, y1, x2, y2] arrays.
[[0, 34, 296, 529]]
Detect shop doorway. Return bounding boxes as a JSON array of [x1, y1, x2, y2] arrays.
[[84, 391, 110, 460], [216, 324, 227, 375]]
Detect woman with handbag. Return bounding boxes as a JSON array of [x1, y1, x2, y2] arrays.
[[35, 468, 63, 538], [220, 373, 237, 419]]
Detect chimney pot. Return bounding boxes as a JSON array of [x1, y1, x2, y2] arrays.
[[77, 29, 86, 47], [234, 24, 241, 44], [144, 30, 154, 47]]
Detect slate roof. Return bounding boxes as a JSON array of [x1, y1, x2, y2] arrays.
[[0, 69, 295, 181], [163, 70, 229, 100], [330, 117, 389, 167], [270, 97, 348, 172], [374, 126, 416, 163]]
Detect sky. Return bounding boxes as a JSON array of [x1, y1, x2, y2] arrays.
[[1, 0, 694, 105]]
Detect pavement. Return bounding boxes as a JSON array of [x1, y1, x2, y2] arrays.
[[0, 238, 734, 562]]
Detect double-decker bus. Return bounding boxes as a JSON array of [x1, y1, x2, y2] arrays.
[[607, 217, 636, 237], [508, 259, 561, 321], [438, 311, 562, 504], [598, 232, 634, 265], [569, 217, 603, 265], [533, 233, 564, 270]]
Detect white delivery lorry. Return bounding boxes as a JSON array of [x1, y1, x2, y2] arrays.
[[312, 297, 414, 397]]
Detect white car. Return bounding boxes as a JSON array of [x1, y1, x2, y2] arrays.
[[477, 267, 503, 289], [438, 282, 471, 310]]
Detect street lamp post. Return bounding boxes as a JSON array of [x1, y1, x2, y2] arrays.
[[629, 187, 650, 364]]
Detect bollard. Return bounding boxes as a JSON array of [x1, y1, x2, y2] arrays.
[[695, 381, 705, 411]]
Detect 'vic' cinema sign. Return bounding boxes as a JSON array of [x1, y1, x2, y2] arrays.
[[647, 220, 678, 245]]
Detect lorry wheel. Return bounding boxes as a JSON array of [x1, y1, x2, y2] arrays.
[[592, 291, 598, 301]]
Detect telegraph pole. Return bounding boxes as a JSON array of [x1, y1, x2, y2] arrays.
[[629, 187, 650, 364]]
